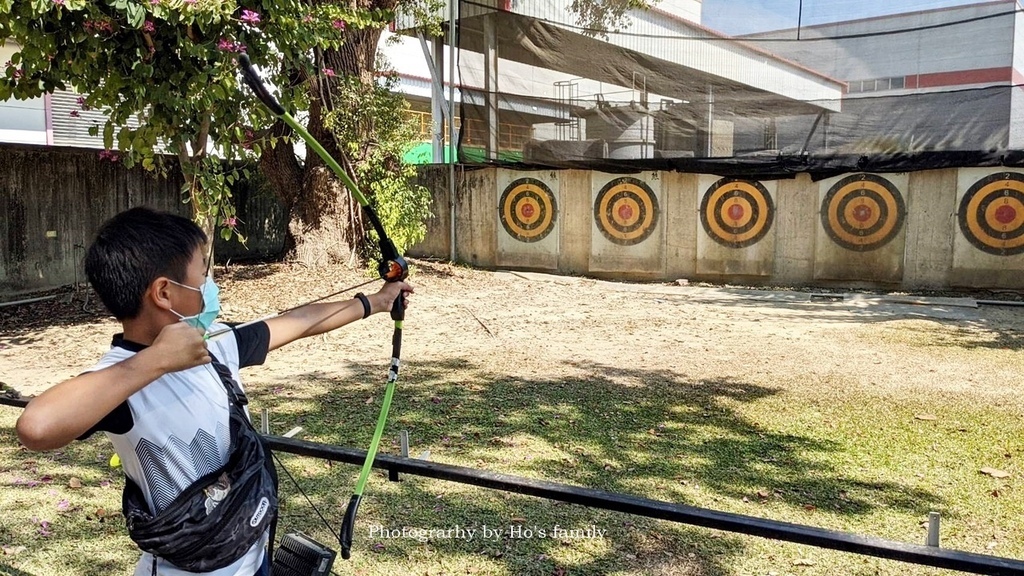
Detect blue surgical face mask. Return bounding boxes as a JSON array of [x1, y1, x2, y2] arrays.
[[169, 276, 221, 332]]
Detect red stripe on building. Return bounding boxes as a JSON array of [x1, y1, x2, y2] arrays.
[[910, 67, 1012, 88]]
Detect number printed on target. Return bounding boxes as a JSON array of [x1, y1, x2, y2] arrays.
[[593, 177, 660, 246], [499, 178, 557, 243], [821, 174, 906, 252], [700, 178, 775, 248], [958, 172, 1024, 256]]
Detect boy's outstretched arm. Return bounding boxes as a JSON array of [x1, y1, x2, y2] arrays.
[[16, 323, 211, 451], [265, 281, 412, 351]]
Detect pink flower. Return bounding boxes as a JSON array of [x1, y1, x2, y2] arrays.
[[184, 0, 197, 4], [225, 216, 238, 228], [52, 0, 65, 5], [240, 9, 260, 25], [12, 68, 23, 80], [217, 38, 246, 53], [332, 20, 346, 30], [69, 110, 80, 118], [322, 68, 335, 77], [302, 14, 314, 24], [98, 150, 120, 162], [143, 20, 155, 33], [150, 0, 160, 4]]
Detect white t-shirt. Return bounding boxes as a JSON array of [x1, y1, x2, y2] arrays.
[[80, 322, 272, 576]]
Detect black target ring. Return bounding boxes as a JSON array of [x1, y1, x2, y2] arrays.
[[700, 178, 774, 248], [958, 172, 1024, 255], [821, 174, 905, 252], [594, 177, 660, 246], [499, 178, 557, 243]]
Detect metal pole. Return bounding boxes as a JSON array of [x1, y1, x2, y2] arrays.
[[797, 0, 803, 40], [927, 512, 941, 547], [418, 32, 448, 164], [706, 85, 714, 157], [448, 0, 458, 262], [484, 13, 499, 161]]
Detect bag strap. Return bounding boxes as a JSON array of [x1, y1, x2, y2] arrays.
[[206, 349, 280, 566], [206, 351, 249, 409]]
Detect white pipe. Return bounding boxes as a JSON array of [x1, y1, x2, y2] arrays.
[[0, 295, 57, 308]]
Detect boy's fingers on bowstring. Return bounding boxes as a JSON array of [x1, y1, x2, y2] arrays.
[[152, 322, 212, 373]]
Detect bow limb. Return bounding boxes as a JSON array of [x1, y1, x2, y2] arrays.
[[238, 54, 408, 560]]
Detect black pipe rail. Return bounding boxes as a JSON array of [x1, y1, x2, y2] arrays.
[[3, 396, 1023, 575]]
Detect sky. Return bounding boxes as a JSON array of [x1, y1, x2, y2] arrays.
[[702, 0, 987, 35]]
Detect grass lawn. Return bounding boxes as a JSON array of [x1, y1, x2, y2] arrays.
[[1, 264, 1023, 575]]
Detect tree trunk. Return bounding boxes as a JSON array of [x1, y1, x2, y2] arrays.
[[259, 2, 394, 267]]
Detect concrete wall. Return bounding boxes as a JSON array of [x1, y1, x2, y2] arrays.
[[412, 164, 1024, 290], [0, 145, 187, 295], [6, 147, 1020, 295]]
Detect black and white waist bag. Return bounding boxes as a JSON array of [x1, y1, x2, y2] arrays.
[[121, 355, 278, 572]]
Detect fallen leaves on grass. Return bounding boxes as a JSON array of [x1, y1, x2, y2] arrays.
[[980, 467, 1011, 478]]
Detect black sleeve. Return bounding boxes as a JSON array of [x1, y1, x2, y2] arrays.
[[232, 321, 271, 368], [77, 400, 134, 439]]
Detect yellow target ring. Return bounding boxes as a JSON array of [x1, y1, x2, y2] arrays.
[[700, 179, 774, 248], [821, 174, 905, 251], [499, 178, 557, 243], [594, 177, 660, 245], [959, 172, 1024, 255]]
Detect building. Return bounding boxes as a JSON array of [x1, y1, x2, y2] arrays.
[[739, 0, 1024, 154], [389, 0, 845, 164]]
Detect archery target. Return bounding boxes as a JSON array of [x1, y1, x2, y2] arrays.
[[957, 171, 1024, 256], [821, 174, 906, 251], [700, 178, 775, 248], [590, 172, 663, 274], [499, 177, 557, 243], [496, 170, 560, 270], [593, 176, 660, 246]]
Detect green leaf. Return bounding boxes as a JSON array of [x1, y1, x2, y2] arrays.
[[126, 3, 144, 28], [102, 123, 114, 150]]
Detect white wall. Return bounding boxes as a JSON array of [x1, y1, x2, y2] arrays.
[[659, 0, 702, 24], [0, 43, 46, 145]]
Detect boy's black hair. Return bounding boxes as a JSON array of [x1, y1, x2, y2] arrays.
[[85, 207, 207, 320]]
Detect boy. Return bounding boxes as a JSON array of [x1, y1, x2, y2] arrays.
[[16, 207, 412, 576]]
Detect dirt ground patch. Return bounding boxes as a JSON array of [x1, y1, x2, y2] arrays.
[[3, 259, 1024, 404]]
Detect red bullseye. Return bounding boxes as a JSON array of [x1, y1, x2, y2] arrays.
[[727, 204, 745, 221], [618, 204, 634, 221], [995, 204, 1017, 224], [520, 203, 535, 218], [852, 204, 873, 223]]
